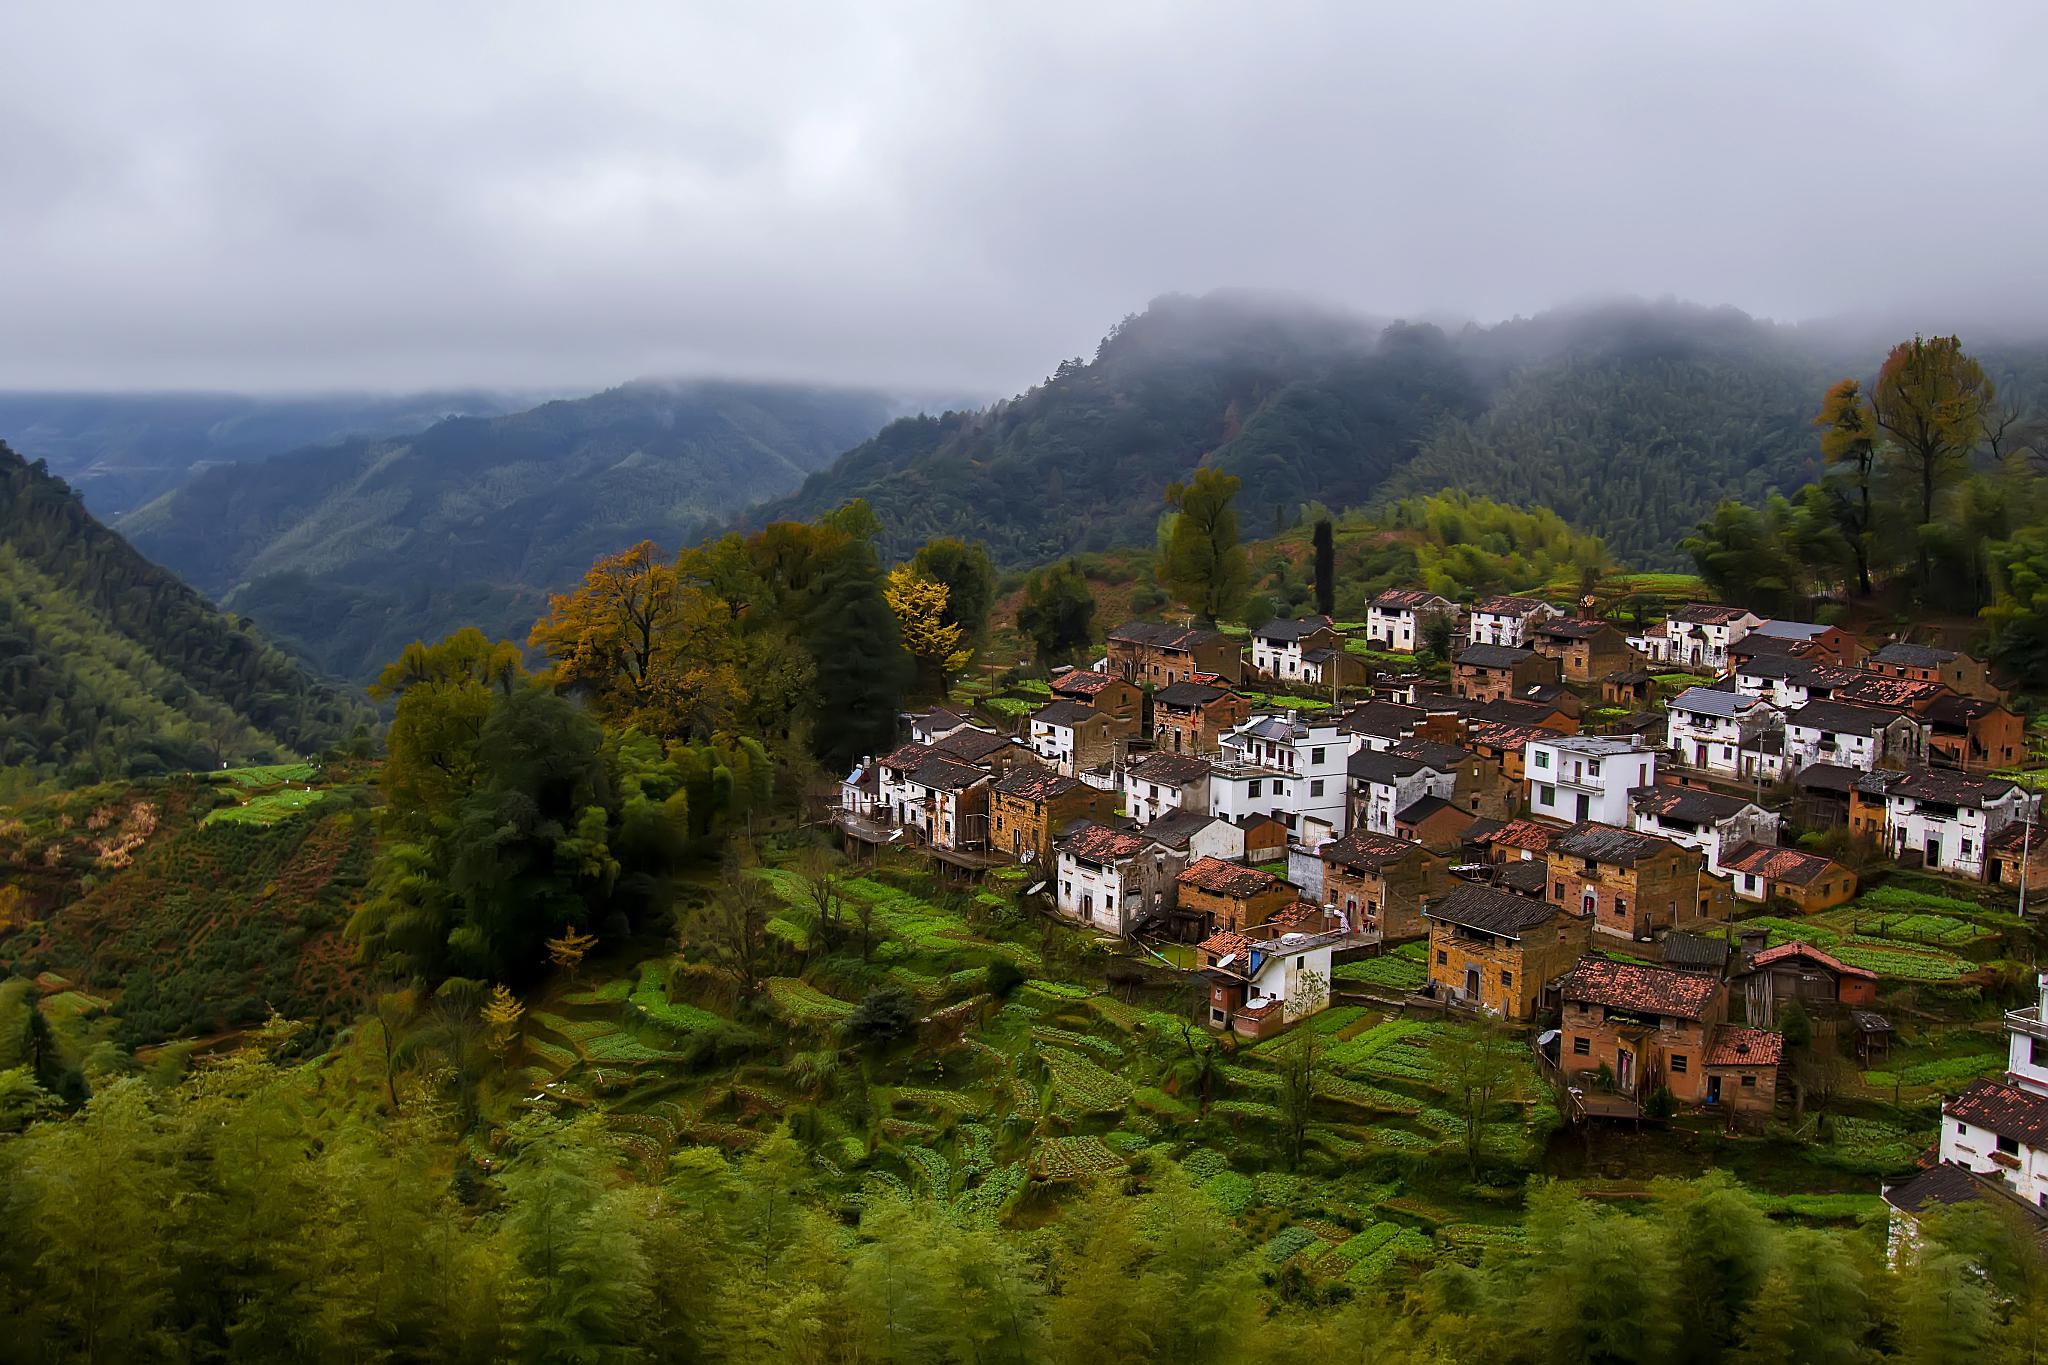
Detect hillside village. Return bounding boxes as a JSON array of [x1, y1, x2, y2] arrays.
[[835, 590, 2048, 1234]]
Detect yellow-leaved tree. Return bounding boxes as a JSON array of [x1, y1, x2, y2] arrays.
[[884, 564, 971, 696]]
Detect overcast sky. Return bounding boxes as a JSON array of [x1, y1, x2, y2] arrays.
[[3, 2, 2044, 396]]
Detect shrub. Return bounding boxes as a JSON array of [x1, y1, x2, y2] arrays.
[[843, 986, 920, 1049]]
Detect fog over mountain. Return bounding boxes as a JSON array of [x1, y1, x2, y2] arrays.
[[3, 2, 2045, 398]]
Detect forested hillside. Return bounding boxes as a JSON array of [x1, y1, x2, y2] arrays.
[[0, 445, 361, 782], [0, 388, 535, 517], [761, 293, 2048, 571], [120, 380, 899, 680]]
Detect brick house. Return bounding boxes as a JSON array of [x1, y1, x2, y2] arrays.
[[1198, 908, 1343, 1038], [1848, 770, 1898, 844], [1557, 959, 1725, 1104], [1867, 642, 2002, 700], [1530, 617, 1636, 683], [1106, 621, 1244, 687], [896, 755, 997, 852], [1464, 719, 1560, 789], [1452, 644, 1560, 703], [1318, 829, 1452, 941], [1026, 699, 1136, 775], [1701, 1029, 1785, 1118], [1048, 667, 1143, 723], [1365, 589, 1460, 653], [1397, 796, 1475, 850], [1545, 821, 1719, 941], [1175, 857, 1298, 935], [1123, 752, 1214, 825], [928, 725, 1033, 773], [1467, 595, 1558, 648], [1987, 820, 2048, 893], [989, 767, 1116, 864], [1423, 884, 1589, 1021], [1924, 694, 2025, 774], [1472, 817, 1558, 865], [1721, 842, 1857, 912], [1473, 692, 1581, 733], [1746, 619, 1861, 666], [1736, 940, 1878, 1023], [1151, 680, 1250, 755]]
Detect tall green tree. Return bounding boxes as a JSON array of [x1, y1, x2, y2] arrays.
[[1311, 518, 1336, 617], [1871, 335, 1995, 589], [1815, 377, 1881, 596], [1160, 469, 1250, 622], [1017, 560, 1097, 664], [910, 536, 996, 647]]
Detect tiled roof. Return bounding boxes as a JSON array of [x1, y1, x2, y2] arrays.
[[1722, 841, 1840, 887], [1886, 768, 2025, 809], [1988, 822, 2046, 857], [1057, 820, 1147, 862], [1560, 958, 1719, 1019], [1049, 668, 1116, 698], [1473, 595, 1552, 617], [1424, 884, 1561, 937], [1670, 685, 1770, 719], [1832, 672, 1950, 710], [993, 767, 1084, 800], [1479, 818, 1557, 853], [1947, 1078, 2048, 1149], [1465, 720, 1559, 752], [1786, 699, 1901, 736], [1473, 697, 1568, 726], [1704, 1027, 1785, 1067], [1320, 829, 1424, 872], [1142, 808, 1224, 850], [1154, 681, 1234, 708], [879, 741, 936, 770], [1177, 856, 1284, 897], [1793, 762, 1860, 795], [1199, 929, 1254, 962], [1745, 939, 1877, 982], [1884, 1163, 2048, 1243], [1390, 738, 1471, 770], [1460, 815, 1507, 844], [1630, 784, 1759, 825], [1550, 821, 1671, 869], [1925, 694, 2005, 730], [1370, 588, 1455, 611], [1397, 795, 1459, 826], [1456, 643, 1539, 670], [1671, 603, 1755, 626], [1872, 641, 1962, 668], [1107, 620, 1232, 651], [1031, 698, 1097, 729], [1255, 615, 1333, 642], [932, 728, 1013, 761], [1535, 617, 1613, 640], [1128, 752, 1213, 785], [1752, 620, 1834, 642], [1493, 859, 1550, 896], [1661, 930, 1732, 971], [1348, 749, 1433, 784], [904, 755, 995, 791]]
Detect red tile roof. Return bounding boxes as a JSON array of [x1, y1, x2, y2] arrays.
[[1199, 929, 1254, 962], [1479, 819, 1557, 853], [1371, 588, 1455, 611], [1057, 821, 1147, 862], [1474, 595, 1553, 617], [1704, 1027, 1784, 1068], [1559, 959, 1720, 1020], [1464, 720, 1560, 752], [1947, 1077, 2048, 1148], [993, 767, 1084, 801], [879, 741, 936, 769], [1177, 856, 1285, 898], [1128, 752, 1213, 785], [1320, 829, 1425, 872], [1050, 668, 1116, 698], [1721, 841, 1842, 888], [1746, 939, 1877, 982]]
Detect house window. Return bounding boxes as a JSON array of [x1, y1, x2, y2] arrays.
[[1499, 969, 1512, 988], [1311, 779, 1325, 798], [1999, 1134, 2021, 1155], [1539, 784, 1557, 807], [1740, 1075, 1755, 1087], [1670, 1055, 1688, 1074], [1436, 949, 1448, 965], [1553, 883, 1565, 900], [1311, 747, 1326, 765], [1534, 751, 1550, 769], [1963, 838, 1974, 857], [1573, 1037, 1591, 1056], [1249, 780, 1262, 798]]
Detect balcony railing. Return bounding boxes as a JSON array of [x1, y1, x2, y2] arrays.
[[2005, 1008, 2048, 1043]]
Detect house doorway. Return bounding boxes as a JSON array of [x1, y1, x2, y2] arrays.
[[1925, 836, 1941, 865], [1463, 966, 1480, 1000], [1616, 1049, 1635, 1093], [1706, 1074, 1722, 1105]]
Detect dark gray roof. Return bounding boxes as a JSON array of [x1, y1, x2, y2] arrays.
[[1551, 821, 1668, 868], [1886, 768, 2025, 808], [1390, 738, 1471, 770], [1661, 930, 1733, 971], [1140, 808, 1225, 850], [1455, 643, 1538, 670], [932, 727, 1014, 762], [1630, 784, 1760, 825], [1348, 749, 1433, 784], [1255, 616, 1331, 643], [1786, 699, 1904, 736], [1127, 752, 1212, 785], [1338, 700, 1427, 738], [1154, 681, 1232, 708], [904, 755, 995, 791], [1872, 641, 1961, 668], [1535, 617, 1613, 640], [1425, 884, 1562, 937], [1670, 685, 1770, 719], [1794, 762, 1860, 794], [1108, 620, 1232, 650], [1397, 795, 1459, 825], [1031, 699, 1097, 728], [1493, 859, 1550, 896]]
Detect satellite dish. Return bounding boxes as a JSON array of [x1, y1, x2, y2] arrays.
[[1025, 881, 1046, 896]]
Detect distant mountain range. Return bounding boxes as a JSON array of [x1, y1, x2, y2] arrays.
[[0, 388, 543, 518], [0, 443, 361, 780], [117, 380, 903, 679], [757, 293, 2048, 570]]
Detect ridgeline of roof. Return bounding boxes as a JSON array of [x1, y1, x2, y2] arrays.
[[1050, 668, 1117, 697], [1670, 685, 1771, 719], [1630, 784, 1759, 824], [1705, 1027, 1785, 1067], [1348, 749, 1433, 784], [1339, 699, 1427, 737], [1551, 821, 1671, 868], [1455, 643, 1539, 670], [1141, 808, 1225, 850], [905, 755, 995, 791], [1671, 603, 1755, 626], [1722, 841, 1840, 886], [1947, 1078, 2048, 1148], [1108, 620, 1234, 652], [1390, 738, 1471, 770], [879, 741, 936, 769], [1560, 958, 1719, 1019], [1786, 699, 1902, 736], [1031, 698, 1097, 728], [1473, 595, 1552, 617], [1424, 884, 1561, 937], [1155, 680, 1233, 708], [1370, 588, 1455, 611], [1177, 856, 1284, 897], [1535, 617, 1614, 640], [1872, 641, 1962, 668], [1255, 616, 1333, 642], [1745, 939, 1877, 981], [932, 728, 1013, 762], [1886, 768, 2026, 807], [1793, 762, 1860, 795]]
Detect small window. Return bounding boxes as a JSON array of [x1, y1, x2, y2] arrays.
[[1553, 882, 1565, 900], [1573, 1037, 1591, 1055], [1311, 747, 1326, 765], [1534, 751, 1550, 769], [1249, 780, 1262, 798], [1539, 784, 1557, 806], [1310, 779, 1325, 798], [1436, 950, 1448, 965], [1999, 1134, 2021, 1155], [1670, 1055, 1688, 1074], [1738, 1075, 1754, 1088], [1500, 969, 1512, 988]]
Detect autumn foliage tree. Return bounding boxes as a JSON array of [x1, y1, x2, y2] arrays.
[[885, 565, 971, 696], [1870, 336, 1995, 588]]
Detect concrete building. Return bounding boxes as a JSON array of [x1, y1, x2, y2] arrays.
[[1525, 734, 1658, 827]]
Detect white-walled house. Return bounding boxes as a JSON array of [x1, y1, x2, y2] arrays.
[[1525, 734, 1658, 827], [1665, 686, 1783, 778], [1629, 785, 1780, 876], [1939, 974, 2048, 1209], [1207, 713, 1350, 838], [1365, 589, 1459, 653], [1249, 616, 1337, 681], [1884, 770, 2033, 879], [1783, 700, 1925, 773], [1466, 595, 1558, 648], [1661, 605, 1763, 672], [1052, 820, 1181, 936], [1122, 752, 1213, 826], [1348, 749, 1456, 837]]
